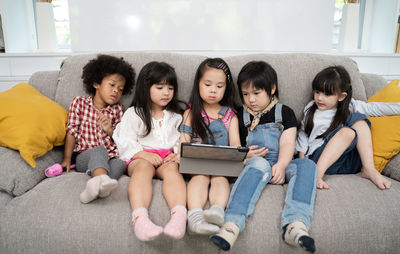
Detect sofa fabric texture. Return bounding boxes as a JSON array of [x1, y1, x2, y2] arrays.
[[1, 52, 399, 254]]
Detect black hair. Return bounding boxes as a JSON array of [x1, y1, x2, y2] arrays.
[[237, 61, 279, 103], [131, 61, 184, 137], [81, 54, 135, 95], [188, 58, 237, 144], [304, 65, 352, 139]]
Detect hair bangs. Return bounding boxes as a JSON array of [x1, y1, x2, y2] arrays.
[[150, 63, 178, 89], [313, 77, 341, 96]]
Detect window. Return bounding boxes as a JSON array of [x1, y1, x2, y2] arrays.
[[52, 0, 70, 49]]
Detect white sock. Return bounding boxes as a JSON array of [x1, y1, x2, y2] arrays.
[[203, 205, 225, 226], [98, 174, 118, 198], [80, 176, 101, 203], [187, 208, 219, 235]]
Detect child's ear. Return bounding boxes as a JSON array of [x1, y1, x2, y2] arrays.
[[93, 83, 100, 89], [338, 92, 348, 102], [271, 85, 277, 96]]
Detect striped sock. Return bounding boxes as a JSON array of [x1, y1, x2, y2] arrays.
[[188, 208, 219, 235]]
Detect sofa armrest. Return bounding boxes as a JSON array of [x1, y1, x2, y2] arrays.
[[360, 73, 387, 99], [382, 153, 400, 182], [28, 71, 60, 100]]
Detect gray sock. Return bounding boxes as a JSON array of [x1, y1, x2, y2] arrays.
[[188, 208, 220, 235], [203, 205, 225, 226]]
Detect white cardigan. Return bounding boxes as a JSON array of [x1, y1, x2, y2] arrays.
[[296, 98, 400, 157], [113, 107, 182, 161]]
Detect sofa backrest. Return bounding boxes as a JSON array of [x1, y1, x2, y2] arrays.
[[54, 52, 366, 120]]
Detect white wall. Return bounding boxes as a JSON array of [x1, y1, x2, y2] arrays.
[[68, 0, 335, 52]]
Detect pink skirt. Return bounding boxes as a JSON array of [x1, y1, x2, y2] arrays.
[[125, 149, 173, 166]]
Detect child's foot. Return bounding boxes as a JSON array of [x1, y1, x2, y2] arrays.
[[188, 208, 220, 235], [98, 174, 118, 198], [80, 176, 101, 203], [316, 178, 329, 189], [283, 221, 315, 253], [203, 205, 225, 226], [132, 208, 163, 241], [163, 205, 187, 240], [361, 169, 391, 190], [210, 222, 240, 251]]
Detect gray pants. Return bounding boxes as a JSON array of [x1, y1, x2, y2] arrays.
[[75, 146, 126, 180]]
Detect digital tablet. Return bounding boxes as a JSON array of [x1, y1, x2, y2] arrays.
[[179, 142, 249, 177]]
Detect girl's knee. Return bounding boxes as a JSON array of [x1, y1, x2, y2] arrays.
[[160, 163, 183, 179], [190, 174, 210, 184], [128, 160, 154, 176], [351, 119, 369, 129], [211, 176, 228, 185], [337, 127, 356, 140]]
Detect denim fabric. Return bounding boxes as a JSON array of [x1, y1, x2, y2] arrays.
[[224, 157, 272, 230], [179, 106, 229, 146], [281, 158, 317, 229], [309, 112, 370, 174], [225, 104, 317, 230], [245, 104, 283, 165]]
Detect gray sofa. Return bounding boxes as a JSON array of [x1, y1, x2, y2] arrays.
[[1, 52, 399, 254]]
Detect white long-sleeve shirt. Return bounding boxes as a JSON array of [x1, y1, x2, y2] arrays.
[[113, 107, 182, 161], [296, 98, 400, 157]]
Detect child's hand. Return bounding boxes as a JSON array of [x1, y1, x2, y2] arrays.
[[134, 151, 163, 167], [60, 159, 72, 172], [270, 163, 286, 185], [246, 145, 268, 159], [317, 178, 330, 189], [98, 113, 112, 136], [163, 153, 179, 163]]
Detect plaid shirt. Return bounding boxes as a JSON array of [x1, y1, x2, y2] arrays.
[[66, 96, 124, 159]]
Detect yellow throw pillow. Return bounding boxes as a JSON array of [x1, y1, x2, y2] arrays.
[[0, 83, 68, 168], [366, 79, 400, 172]]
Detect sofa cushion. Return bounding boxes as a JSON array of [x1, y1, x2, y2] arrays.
[[0, 146, 64, 196], [0, 174, 231, 253], [1, 173, 399, 253], [55, 53, 207, 110], [225, 53, 367, 120], [0, 83, 68, 168], [366, 79, 400, 172], [28, 71, 60, 100]]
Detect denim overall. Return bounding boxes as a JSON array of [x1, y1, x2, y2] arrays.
[[180, 106, 229, 146], [224, 104, 317, 230]]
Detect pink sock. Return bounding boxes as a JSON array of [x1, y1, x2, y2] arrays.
[[132, 208, 163, 241], [163, 205, 187, 240]]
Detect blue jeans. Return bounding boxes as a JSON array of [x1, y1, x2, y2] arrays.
[[225, 157, 317, 230]]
